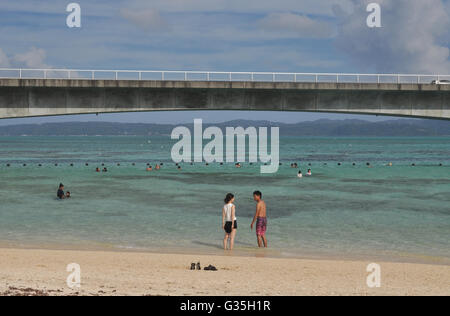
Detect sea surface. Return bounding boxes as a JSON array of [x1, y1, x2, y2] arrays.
[[0, 136, 449, 264]]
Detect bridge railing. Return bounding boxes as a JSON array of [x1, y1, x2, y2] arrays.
[[0, 68, 449, 84]]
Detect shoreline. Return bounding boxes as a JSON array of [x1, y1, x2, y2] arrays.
[[0, 247, 449, 296], [0, 240, 449, 267], [1, 239, 449, 267]]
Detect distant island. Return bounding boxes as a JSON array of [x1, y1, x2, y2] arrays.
[[0, 119, 449, 137]]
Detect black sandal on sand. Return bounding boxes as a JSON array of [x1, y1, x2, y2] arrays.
[[190, 263, 196, 270], [204, 265, 217, 271], [196, 262, 201, 270]]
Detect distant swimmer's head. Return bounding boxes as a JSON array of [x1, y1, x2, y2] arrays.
[[96, 167, 100, 172], [253, 190, 262, 201], [177, 166, 181, 170], [66, 191, 71, 198], [59, 183, 64, 189], [224, 193, 235, 204]]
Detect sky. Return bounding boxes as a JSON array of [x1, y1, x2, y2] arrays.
[[0, 0, 449, 125]]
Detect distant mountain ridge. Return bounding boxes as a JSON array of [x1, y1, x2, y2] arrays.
[[0, 119, 449, 136]]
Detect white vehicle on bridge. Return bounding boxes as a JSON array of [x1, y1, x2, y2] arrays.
[[431, 80, 450, 84]]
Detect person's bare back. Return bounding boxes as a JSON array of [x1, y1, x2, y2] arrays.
[[256, 200, 266, 218]]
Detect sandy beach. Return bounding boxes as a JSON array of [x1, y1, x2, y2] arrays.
[[0, 247, 448, 296]]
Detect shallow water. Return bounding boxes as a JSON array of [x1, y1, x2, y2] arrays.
[[0, 136, 449, 264]]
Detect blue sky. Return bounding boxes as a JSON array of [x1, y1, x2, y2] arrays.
[[0, 0, 449, 125]]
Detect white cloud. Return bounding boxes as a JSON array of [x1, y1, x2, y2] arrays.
[[333, 0, 450, 74], [258, 12, 333, 38], [13, 47, 50, 68], [120, 8, 168, 30], [0, 48, 11, 67], [124, 0, 353, 16]]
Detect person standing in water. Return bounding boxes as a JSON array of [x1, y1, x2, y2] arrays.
[[57, 183, 65, 199], [222, 193, 237, 250], [251, 191, 268, 248]]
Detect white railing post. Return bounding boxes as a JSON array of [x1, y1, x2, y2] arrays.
[[315, 74, 318, 83], [68, 70, 71, 79], [44, 70, 47, 79], [139, 72, 142, 80], [272, 73, 275, 82], [251, 73, 254, 82], [229, 72, 232, 81], [92, 71, 95, 80], [207, 72, 210, 81], [19, 69, 22, 79], [162, 72, 165, 80], [294, 74, 297, 82]]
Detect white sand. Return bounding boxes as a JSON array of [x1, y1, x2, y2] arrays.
[[0, 248, 449, 296]]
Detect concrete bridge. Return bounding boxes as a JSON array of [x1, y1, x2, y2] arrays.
[[0, 69, 449, 120]]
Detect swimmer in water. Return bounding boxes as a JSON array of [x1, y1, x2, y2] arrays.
[[298, 171, 303, 178], [147, 166, 153, 171], [57, 183, 65, 199], [96, 167, 100, 172], [177, 166, 181, 170], [66, 191, 71, 199], [155, 164, 160, 170], [306, 169, 312, 176]]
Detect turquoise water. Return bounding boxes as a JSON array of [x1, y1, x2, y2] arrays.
[[0, 136, 449, 264]]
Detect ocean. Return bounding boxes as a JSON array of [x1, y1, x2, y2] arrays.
[[0, 136, 449, 264]]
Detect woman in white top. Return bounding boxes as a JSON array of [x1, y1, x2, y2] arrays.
[[222, 193, 237, 250]]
